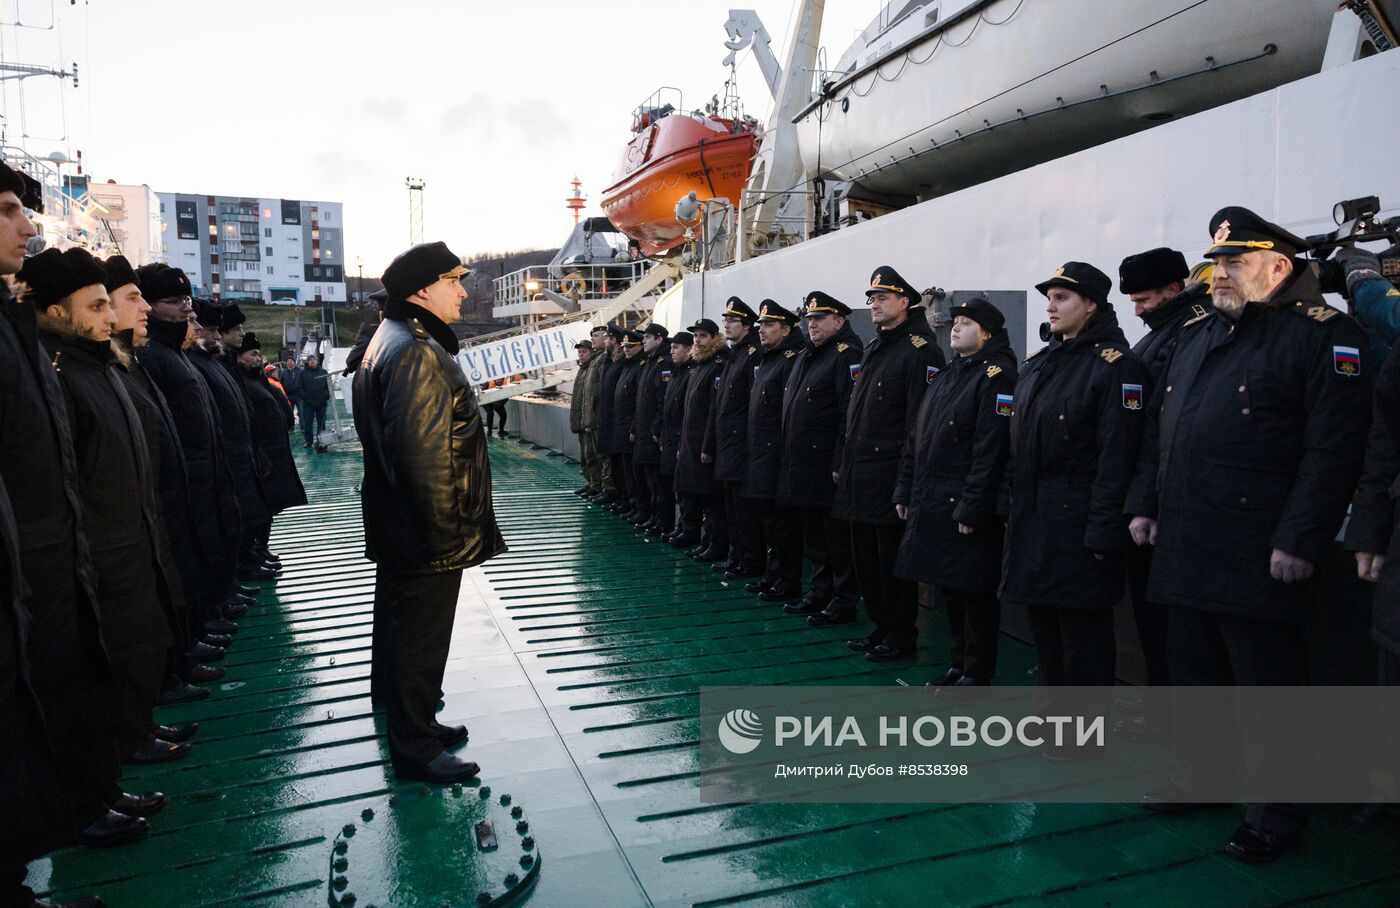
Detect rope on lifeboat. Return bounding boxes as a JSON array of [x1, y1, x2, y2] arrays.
[[696, 137, 719, 200]]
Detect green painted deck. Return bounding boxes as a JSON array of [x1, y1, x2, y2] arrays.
[[30, 439, 1400, 907]]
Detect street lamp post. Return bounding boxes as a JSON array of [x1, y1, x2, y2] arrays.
[[356, 256, 364, 304]]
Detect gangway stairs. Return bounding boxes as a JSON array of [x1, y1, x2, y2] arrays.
[[315, 260, 681, 448], [474, 259, 680, 405]]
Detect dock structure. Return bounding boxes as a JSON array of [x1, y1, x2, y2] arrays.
[[31, 441, 1400, 906]]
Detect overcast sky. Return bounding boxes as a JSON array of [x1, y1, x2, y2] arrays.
[[0, 0, 874, 272]]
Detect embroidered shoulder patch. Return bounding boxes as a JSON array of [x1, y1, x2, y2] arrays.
[[714, 375, 721, 389], [986, 365, 1003, 379], [926, 364, 939, 384], [995, 393, 1013, 416], [910, 336, 928, 348], [784, 349, 796, 358], [1308, 305, 1339, 323], [1122, 383, 1143, 410], [850, 363, 861, 381], [1333, 345, 1361, 376], [662, 370, 671, 382], [837, 342, 850, 353], [746, 345, 757, 355], [1100, 348, 1123, 364], [1184, 310, 1213, 327]]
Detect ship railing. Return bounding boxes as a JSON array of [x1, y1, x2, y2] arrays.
[[629, 87, 684, 131], [492, 259, 657, 314], [726, 187, 821, 266]]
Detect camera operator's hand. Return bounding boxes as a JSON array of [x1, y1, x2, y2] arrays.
[[1337, 246, 1385, 295]]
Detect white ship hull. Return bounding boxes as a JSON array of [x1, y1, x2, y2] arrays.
[[795, 0, 1337, 200], [654, 48, 1400, 355]]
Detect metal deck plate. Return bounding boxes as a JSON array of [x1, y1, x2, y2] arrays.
[[28, 439, 1400, 907]]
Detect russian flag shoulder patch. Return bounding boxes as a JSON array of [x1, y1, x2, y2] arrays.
[[1333, 345, 1361, 377]]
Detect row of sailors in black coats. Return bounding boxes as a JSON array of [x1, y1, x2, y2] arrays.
[[1, 160, 307, 907], [570, 204, 1400, 864]]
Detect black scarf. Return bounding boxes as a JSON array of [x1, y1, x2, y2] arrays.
[[147, 316, 188, 349], [384, 299, 460, 355]]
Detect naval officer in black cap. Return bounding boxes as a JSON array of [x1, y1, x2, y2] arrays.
[[597, 324, 632, 512], [895, 296, 1017, 690], [1117, 246, 1209, 738], [741, 300, 809, 601], [659, 331, 699, 546], [609, 330, 647, 523], [353, 240, 505, 784], [779, 291, 864, 623], [634, 323, 674, 534], [1128, 207, 1370, 862], [676, 319, 729, 560], [1003, 262, 1144, 715], [707, 297, 767, 577], [833, 267, 945, 661]]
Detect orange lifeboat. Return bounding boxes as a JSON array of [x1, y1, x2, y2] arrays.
[[601, 97, 760, 257]]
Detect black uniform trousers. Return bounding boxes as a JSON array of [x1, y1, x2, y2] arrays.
[[26, 582, 121, 826], [700, 492, 728, 554], [1025, 603, 1116, 686], [611, 454, 634, 508], [1126, 542, 1172, 727], [1024, 604, 1115, 736], [675, 491, 703, 540], [483, 401, 507, 435], [372, 566, 463, 764], [1168, 604, 1308, 836], [755, 501, 802, 590], [801, 509, 859, 612], [941, 587, 1001, 683], [111, 644, 165, 747], [849, 521, 918, 648], [651, 468, 676, 531], [723, 482, 765, 568], [632, 461, 654, 521]]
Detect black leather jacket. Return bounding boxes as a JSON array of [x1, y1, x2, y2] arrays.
[[352, 307, 505, 573]]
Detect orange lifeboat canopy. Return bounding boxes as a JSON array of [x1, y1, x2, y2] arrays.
[[601, 108, 760, 258]]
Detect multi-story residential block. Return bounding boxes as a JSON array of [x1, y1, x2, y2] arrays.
[[149, 191, 346, 304]]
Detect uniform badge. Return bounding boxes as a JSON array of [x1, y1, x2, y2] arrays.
[[926, 365, 939, 384], [910, 336, 928, 349], [1100, 348, 1123, 363], [1308, 305, 1339, 323], [849, 363, 861, 382], [784, 349, 796, 358], [837, 342, 850, 353], [754, 365, 760, 378], [1213, 220, 1232, 243], [714, 375, 721, 389], [662, 370, 671, 382], [986, 365, 1003, 379], [1333, 345, 1361, 376], [995, 393, 1013, 416], [1122, 383, 1143, 410]]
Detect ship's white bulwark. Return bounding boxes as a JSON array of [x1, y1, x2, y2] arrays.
[[671, 49, 1400, 354]]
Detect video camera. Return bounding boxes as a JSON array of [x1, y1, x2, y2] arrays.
[[1306, 196, 1400, 294]]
